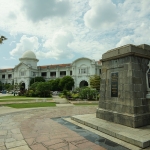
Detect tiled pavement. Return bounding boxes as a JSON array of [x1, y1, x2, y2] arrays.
[[0, 106, 106, 150]]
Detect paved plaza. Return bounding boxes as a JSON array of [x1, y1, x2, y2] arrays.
[[0, 95, 147, 150], [0, 104, 106, 150]]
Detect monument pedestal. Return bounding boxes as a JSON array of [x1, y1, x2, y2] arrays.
[[71, 113, 150, 148], [96, 108, 150, 128], [97, 44, 150, 128]]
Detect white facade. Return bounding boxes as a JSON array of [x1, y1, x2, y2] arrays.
[[0, 51, 101, 90]]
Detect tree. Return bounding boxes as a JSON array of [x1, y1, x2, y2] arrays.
[[48, 78, 61, 91], [14, 83, 20, 91], [90, 75, 101, 90], [30, 82, 39, 91], [4, 83, 10, 90], [0, 36, 7, 44], [30, 76, 45, 85], [59, 76, 74, 91], [36, 82, 51, 97], [27, 82, 52, 97]]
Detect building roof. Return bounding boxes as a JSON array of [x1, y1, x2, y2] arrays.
[[96, 60, 102, 65], [38, 63, 71, 69], [0, 68, 13, 72]]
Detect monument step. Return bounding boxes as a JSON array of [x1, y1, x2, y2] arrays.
[[71, 113, 150, 149]]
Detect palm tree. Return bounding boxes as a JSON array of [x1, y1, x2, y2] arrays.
[[0, 36, 7, 44]]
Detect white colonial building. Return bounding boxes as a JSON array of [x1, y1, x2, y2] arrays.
[[0, 50, 101, 90]]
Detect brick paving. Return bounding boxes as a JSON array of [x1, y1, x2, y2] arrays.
[[0, 106, 105, 150]]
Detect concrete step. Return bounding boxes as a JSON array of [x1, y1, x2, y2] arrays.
[[71, 113, 150, 149]]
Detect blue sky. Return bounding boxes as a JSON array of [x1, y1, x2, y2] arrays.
[[0, 0, 150, 68]]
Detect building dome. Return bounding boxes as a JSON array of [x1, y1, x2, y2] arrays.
[[21, 50, 36, 59]]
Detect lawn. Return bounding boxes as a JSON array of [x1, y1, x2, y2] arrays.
[[0, 96, 52, 102], [0, 98, 52, 102], [3, 102, 56, 108], [0, 96, 26, 99]]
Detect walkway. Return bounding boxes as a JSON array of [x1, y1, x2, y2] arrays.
[[0, 95, 105, 150], [0, 106, 102, 150], [52, 95, 69, 104], [0, 95, 137, 150]]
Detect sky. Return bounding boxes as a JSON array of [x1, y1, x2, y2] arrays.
[[0, 0, 150, 69]]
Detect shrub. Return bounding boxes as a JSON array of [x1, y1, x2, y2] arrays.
[[78, 87, 99, 100], [60, 94, 66, 98], [71, 93, 79, 100]]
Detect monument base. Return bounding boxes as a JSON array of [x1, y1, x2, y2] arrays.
[[71, 113, 150, 148], [96, 108, 150, 128]]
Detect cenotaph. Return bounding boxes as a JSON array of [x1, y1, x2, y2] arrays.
[[96, 44, 150, 128]]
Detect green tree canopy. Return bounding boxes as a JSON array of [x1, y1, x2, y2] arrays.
[[90, 75, 101, 90], [59, 76, 74, 91], [48, 78, 61, 91], [27, 82, 51, 97], [30, 82, 39, 91], [30, 76, 45, 85], [4, 83, 11, 90], [36, 82, 51, 97], [0, 36, 7, 44]]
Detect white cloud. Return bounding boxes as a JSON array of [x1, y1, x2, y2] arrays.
[[22, 0, 71, 22], [0, 0, 150, 67], [114, 0, 150, 47], [116, 36, 133, 47], [0, 0, 71, 38], [116, 22, 150, 47], [70, 40, 112, 60], [84, 0, 118, 30], [10, 35, 39, 56], [37, 30, 74, 59], [141, 1, 150, 17]]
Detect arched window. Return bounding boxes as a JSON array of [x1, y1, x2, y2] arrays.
[[79, 64, 88, 74], [20, 69, 26, 76]]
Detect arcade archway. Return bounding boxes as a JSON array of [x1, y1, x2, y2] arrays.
[[20, 82, 25, 91], [79, 80, 88, 87]]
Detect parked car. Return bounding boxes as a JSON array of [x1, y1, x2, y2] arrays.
[[1, 90, 7, 94], [52, 91, 60, 95]]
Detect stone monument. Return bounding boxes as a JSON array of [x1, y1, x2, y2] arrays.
[[96, 44, 150, 128]]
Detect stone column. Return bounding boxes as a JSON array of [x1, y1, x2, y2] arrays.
[[66, 69, 69, 76], [56, 69, 59, 78]]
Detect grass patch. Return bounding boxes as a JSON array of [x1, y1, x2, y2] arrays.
[[0, 98, 52, 102], [0, 96, 26, 99], [3, 102, 56, 108], [0, 96, 52, 99], [74, 103, 98, 106]]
